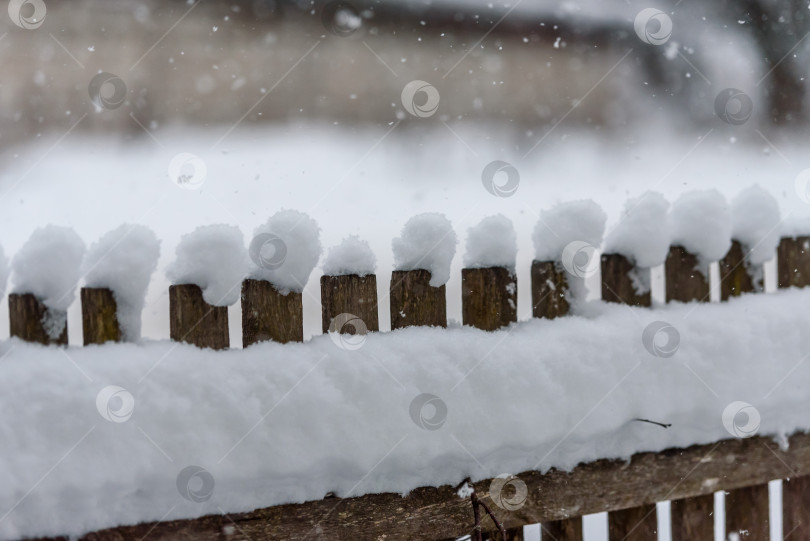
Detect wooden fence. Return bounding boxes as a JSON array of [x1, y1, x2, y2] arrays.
[[10, 235, 810, 540]]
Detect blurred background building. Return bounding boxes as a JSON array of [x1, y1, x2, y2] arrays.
[[2, 0, 808, 154]]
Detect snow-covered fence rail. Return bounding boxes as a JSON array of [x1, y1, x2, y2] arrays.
[[6, 195, 810, 540]]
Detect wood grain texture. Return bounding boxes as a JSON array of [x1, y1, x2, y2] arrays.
[[608, 504, 656, 540], [665, 245, 710, 303], [783, 476, 810, 539], [725, 483, 769, 540], [241, 279, 303, 346], [719, 240, 757, 301], [168, 284, 229, 350], [778, 236, 810, 288], [719, 239, 770, 539], [542, 518, 583, 540], [68, 432, 810, 541], [665, 244, 720, 537], [530, 260, 569, 319], [483, 527, 524, 540], [462, 267, 517, 331], [779, 240, 810, 539], [600, 253, 651, 307], [81, 288, 122, 345], [9, 293, 67, 345], [389, 269, 446, 329], [669, 494, 713, 541], [320, 274, 379, 333]]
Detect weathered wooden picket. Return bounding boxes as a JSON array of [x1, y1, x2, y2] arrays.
[[10, 235, 810, 540]]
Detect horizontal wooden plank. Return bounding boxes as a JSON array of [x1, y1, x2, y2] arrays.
[[76, 432, 810, 541]]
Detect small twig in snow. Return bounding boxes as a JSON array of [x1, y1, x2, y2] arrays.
[[633, 418, 672, 428]]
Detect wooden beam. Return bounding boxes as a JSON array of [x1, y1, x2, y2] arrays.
[[726, 484, 769, 540], [169, 284, 229, 350], [81, 287, 122, 345], [665, 245, 709, 303], [719, 240, 757, 300], [72, 432, 810, 540], [778, 236, 810, 289], [462, 267, 517, 331], [608, 504, 656, 540], [389, 269, 446, 329], [541, 518, 582, 540], [241, 279, 303, 346], [9, 293, 68, 345], [783, 476, 810, 539], [530, 260, 569, 319], [600, 253, 651, 307], [670, 494, 713, 541], [320, 274, 379, 334]]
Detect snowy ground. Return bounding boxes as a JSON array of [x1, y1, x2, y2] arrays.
[[0, 123, 807, 540]]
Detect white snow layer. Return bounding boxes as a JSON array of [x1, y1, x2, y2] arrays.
[[463, 215, 517, 271], [392, 213, 457, 287], [731, 185, 781, 265], [10, 225, 85, 310], [0, 246, 8, 298], [669, 190, 732, 265], [165, 225, 247, 306], [322, 236, 376, 276], [603, 192, 670, 268], [247, 210, 322, 294], [83, 225, 161, 341], [2, 288, 810, 540], [533, 200, 607, 261]]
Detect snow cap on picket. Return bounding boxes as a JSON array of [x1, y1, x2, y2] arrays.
[[533, 200, 607, 261], [322, 235, 376, 277], [247, 210, 322, 294], [670, 190, 732, 264], [83, 225, 161, 340], [463, 214, 517, 272], [604, 192, 670, 268], [392, 213, 457, 287], [11, 225, 86, 310], [166, 224, 247, 306], [731, 185, 780, 265]]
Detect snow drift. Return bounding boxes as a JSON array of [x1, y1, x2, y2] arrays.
[[1, 288, 810, 539]]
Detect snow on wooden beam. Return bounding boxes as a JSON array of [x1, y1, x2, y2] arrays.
[[69, 432, 810, 541]]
